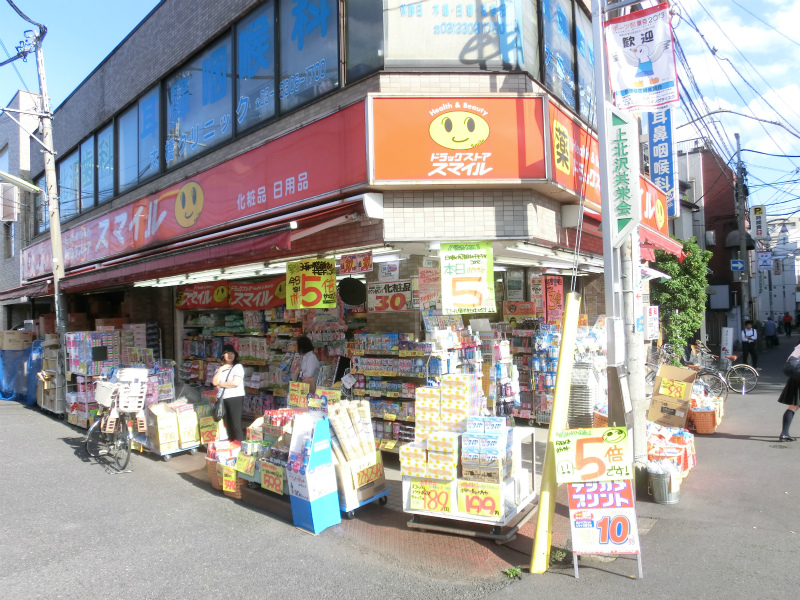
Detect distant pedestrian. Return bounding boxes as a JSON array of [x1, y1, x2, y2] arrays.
[[778, 343, 800, 442], [764, 317, 778, 349], [741, 320, 758, 369], [784, 312, 793, 336]]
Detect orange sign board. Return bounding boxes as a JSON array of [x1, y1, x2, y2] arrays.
[[640, 175, 669, 235], [549, 101, 601, 205], [371, 96, 546, 183]]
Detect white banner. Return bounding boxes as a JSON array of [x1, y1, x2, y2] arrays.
[[607, 106, 641, 247], [750, 206, 768, 240], [604, 2, 679, 111], [758, 251, 773, 272], [721, 327, 734, 357]]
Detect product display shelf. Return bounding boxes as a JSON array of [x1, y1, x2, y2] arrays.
[[38, 342, 67, 417]]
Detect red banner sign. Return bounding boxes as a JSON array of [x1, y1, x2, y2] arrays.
[[549, 101, 601, 206], [228, 278, 286, 310], [22, 102, 367, 281], [639, 175, 669, 236], [175, 282, 230, 309], [544, 276, 564, 323], [339, 251, 373, 274]]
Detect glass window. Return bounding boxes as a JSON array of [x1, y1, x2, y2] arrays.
[[58, 150, 80, 222], [97, 124, 114, 204], [138, 85, 160, 182], [80, 137, 95, 210], [345, 0, 383, 83], [279, 0, 339, 113], [236, 1, 277, 130], [575, 8, 596, 127], [0, 147, 8, 173], [542, 0, 576, 110], [118, 105, 138, 192], [166, 34, 233, 168], [35, 175, 48, 233]]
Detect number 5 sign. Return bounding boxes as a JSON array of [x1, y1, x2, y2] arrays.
[[286, 259, 337, 309], [440, 242, 496, 315], [554, 427, 633, 484]]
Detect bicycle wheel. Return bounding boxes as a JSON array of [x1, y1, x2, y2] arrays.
[[697, 372, 728, 403], [85, 416, 107, 458], [727, 365, 758, 394], [112, 418, 132, 471]]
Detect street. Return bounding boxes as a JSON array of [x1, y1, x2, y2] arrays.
[[1, 340, 798, 600]]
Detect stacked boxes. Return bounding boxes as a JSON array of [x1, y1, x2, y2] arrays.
[[146, 403, 180, 453], [461, 417, 514, 484], [399, 441, 427, 477], [439, 374, 481, 433], [414, 387, 441, 441], [426, 431, 460, 480], [167, 402, 200, 448]]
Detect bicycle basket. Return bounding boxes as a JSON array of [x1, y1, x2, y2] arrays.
[[94, 381, 118, 408], [116, 368, 149, 413]]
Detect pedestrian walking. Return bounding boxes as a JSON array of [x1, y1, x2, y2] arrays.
[[778, 344, 800, 442], [212, 344, 245, 442], [741, 320, 759, 369], [784, 312, 793, 337], [764, 317, 778, 349]]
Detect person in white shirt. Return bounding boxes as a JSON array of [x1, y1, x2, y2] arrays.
[[296, 335, 320, 394], [740, 320, 758, 369], [212, 344, 245, 441]]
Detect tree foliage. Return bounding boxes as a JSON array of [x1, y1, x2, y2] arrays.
[[649, 237, 712, 350]]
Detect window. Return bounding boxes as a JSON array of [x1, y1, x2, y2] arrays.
[[279, 0, 339, 113], [97, 124, 114, 204], [345, 0, 383, 83], [118, 105, 138, 192], [3, 222, 13, 259], [166, 34, 233, 168], [575, 7, 596, 127], [138, 85, 160, 182], [35, 175, 48, 233], [542, 0, 576, 110], [58, 149, 80, 221], [80, 137, 95, 210], [236, 1, 277, 130], [0, 146, 8, 174]]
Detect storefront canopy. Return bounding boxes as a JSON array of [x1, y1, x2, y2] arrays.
[[640, 225, 686, 263], [0, 280, 53, 303]]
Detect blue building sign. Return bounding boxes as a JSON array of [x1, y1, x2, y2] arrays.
[[647, 108, 680, 218]]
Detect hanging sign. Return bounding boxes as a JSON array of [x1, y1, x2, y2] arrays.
[[222, 465, 238, 493], [367, 280, 413, 312], [378, 261, 401, 282], [758, 252, 773, 271], [554, 427, 633, 484], [175, 282, 230, 309], [339, 251, 373, 274], [418, 267, 442, 309], [228, 277, 286, 310], [287, 381, 310, 409], [505, 269, 525, 301], [286, 259, 337, 309], [647, 109, 680, 218], [604, 2, 679, 111], [408, 478, 452, 514], [261, 462, 285, 495], [644, 305, 660, 341], [607, 106, 641, 247], [544, 276, 564, 323], [530, 274, 544, 309], [750, 206, 767, 240], [234, 452, 257, 477], [568, 480, 641, 555], [440, 242, 496, 315]]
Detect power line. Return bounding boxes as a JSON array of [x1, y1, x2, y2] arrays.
[[0, 35, 29, 91], [741, 149, 800, 159], [728, 1, 800, 51]]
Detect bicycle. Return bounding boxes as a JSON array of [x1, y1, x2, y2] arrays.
[[85, 369, 149, 471], [690, 340, 759, 398]]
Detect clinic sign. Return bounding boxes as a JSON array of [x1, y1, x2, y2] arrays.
[[750, 206, 767, 240], [647, 109, 680, 217], [607, 107, 641, 247]]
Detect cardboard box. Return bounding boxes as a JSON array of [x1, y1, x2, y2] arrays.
[[399, 441, 427, 462], [401, 464, 427, 478], [146, 403, 179, 445], [427, 431, 460, 453], [426, 460, 458, 481], [38, 314, 57, 336], [647, 364, 696, 428], [246, 417, 264, 441], [170, 407, 199, 448], [94, 318, 128, 330], [482, 463, 512, 485], [335, 451, 387, 510], [2, 330, 35, 351], [461, 462, 482, 481], [67, 313, 90, 331], [428, 450, 458, 465]]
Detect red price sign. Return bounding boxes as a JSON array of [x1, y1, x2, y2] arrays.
[[286, 259, 337, 309], [367, 280, 413, 313], [199, 417, 219, 444], [261, 462, 284, 495], [355, 461, 383, 487], [457, 481, 501, 518], [409, 479, 451, 513]]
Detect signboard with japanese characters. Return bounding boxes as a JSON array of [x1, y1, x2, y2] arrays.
[[367, 280, 413, 313], [554, 427, 633, 484], [339, 251, 373, 274], [418, 267, 442, 309], [175, 282, 230, 309], [647, 108, 680, 218], [758, 251, 773, 272], [549, 101, 601, 205], [544, 276, 564, 323], [750, 205, 767, 240], [286, 259, 337, 309], [568, 480, 641, 555], [604, 2, 679, 111], [228, 278, 286, 310], [505, 269, 525, 301], [607, 107, 641, 247], [530, 274, 544, 310], [440, 242, 496, 315], [644, 305, 660, 341]]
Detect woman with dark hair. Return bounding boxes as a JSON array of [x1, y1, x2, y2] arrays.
[[296, 335, 320, 394], [778, 343, 800, 442], [212, 344, 245, 442]]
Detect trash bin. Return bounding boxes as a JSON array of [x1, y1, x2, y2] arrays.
[[648, 471, 680, 505]]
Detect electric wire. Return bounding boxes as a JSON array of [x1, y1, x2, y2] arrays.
[[0, 35, 29, 91]]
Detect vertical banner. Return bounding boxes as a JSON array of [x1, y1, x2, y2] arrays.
[[604, 2, 679, 111], [530, 274, 544, 315], [607, 106, 641, 247], [418, 267, 442, 309], [440, 242, 496, 315], [750, 206, 767, 240], [720, 327, 734, 358], [758, 252, 773, 271], [505, 269, 525, 301], [544, 276, 564, 323], [647, 109, 680, 218], [644, 305, 660, 341], [286, 259, 337, 309]]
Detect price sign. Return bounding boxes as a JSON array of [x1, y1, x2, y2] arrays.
[[367, 280, 413, 313], [339, 251, 373, 274], [222, 465, 238, 493], [198, 416, 219, 444], [554, 427, 633, 484], [261, 462, 284, 495], [380, 439, 397, 450], [287, 381, 310, 409], [658, 378, 687, 399], [457, 480, 502, 518], [286, 259, 336, 309], [354, 460, 383, 488], [409, 478, 452, 513], [316, 387, 341, 403], [235, 452, 257, 476], [384, 413, 397, 421], [440, 242, 496, 315], [568, 480, 640, 554]]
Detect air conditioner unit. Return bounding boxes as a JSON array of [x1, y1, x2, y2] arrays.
[[705, 230, 716, 247], [0, 183, 19, 222]]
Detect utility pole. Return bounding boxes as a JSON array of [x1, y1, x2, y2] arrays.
[[736, 132, 750, 324]]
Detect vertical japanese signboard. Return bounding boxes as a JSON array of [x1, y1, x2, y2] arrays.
[[286, 259, 337, 309], [440, 242, 496, 315], [647, 109, 680, 218], [604, 2, 678, 111], [607, 107, 641, 247], [418, 267, 442, 309], [530, 274, 544, 313], [750, 206, 767, 240], [544, 276, 564, 323]]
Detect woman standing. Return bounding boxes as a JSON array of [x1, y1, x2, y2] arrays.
[[296, 335, 320, 395], [212, 344, 245, 442], [778, 344, 800, 442]]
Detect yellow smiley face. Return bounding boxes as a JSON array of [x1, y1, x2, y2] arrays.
[[175, 181, 204, 228], [275, 280, 286, 300], [212, 284, 228, 304], [656, 198, 666, 230], [429, 111, 490, 150]]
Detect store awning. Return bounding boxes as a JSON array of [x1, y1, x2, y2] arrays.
[[640, 225, 686, 263], [0, 280, 53, 302]]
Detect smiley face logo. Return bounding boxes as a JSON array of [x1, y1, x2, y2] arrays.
[[275, 280, 286, 300], [212, 284, 228, 304], [175, 181, 204, 228], [602, 428, 627, 444], [655, 198, 666, 230], [429, 111, 490, 150]]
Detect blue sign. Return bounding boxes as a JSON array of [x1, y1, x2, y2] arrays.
[[731, 259, 745, 272], [636, 316, 644, 334], [647, 109, 680, 218]]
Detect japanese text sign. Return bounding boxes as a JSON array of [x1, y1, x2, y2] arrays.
[[287, 381, 310, 409], [418, 267, 442, 309], [228, 277, 286, 310], [554, 427, 633, 484], [647, 109, 680, 218], [235, 452, 257, 477], [544, 276, 564, 323], [408, 478, 452, 514], [503, 301, 539, 322], [286, 259, 336, 309], [261, 462, 285, 495], [199, 417, 220, 444], [568, 480, 641, 555], [457, 480, 502, 518], [550, 102, 601, 205], [758, 251, 773, 272], [175, 282, 230, 309], [440, 242, 496, 315], [605, 3, 679, 111], [607, 107, 641, 247], [339, 251, 373, 274], [222, 465, 238, 493], [640, 175, 668, 235], [750, 206, 767, 240], [367, 279, 413, 312]]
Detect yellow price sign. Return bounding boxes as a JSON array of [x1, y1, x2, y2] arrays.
[[285, 259, 337, 309], [554, 427, 633, 484], [260, 462, 284, 495], [383, 440, 397, 449], [199, 416, 219, 444], [457, 480, 502, 518], [409, 478, 452, 513], [287, 381, 310, 409], [384, 413, 397, 421], [222, 465, 238, 493], [235, 452, 257, 476], [316, 387, 341, 403], [658, 378, 687, 399]]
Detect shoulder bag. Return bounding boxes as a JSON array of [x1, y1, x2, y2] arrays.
[[213, 368, 232, 422]]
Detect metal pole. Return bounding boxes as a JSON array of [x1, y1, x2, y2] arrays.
[[736, 133, 750, 325]]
